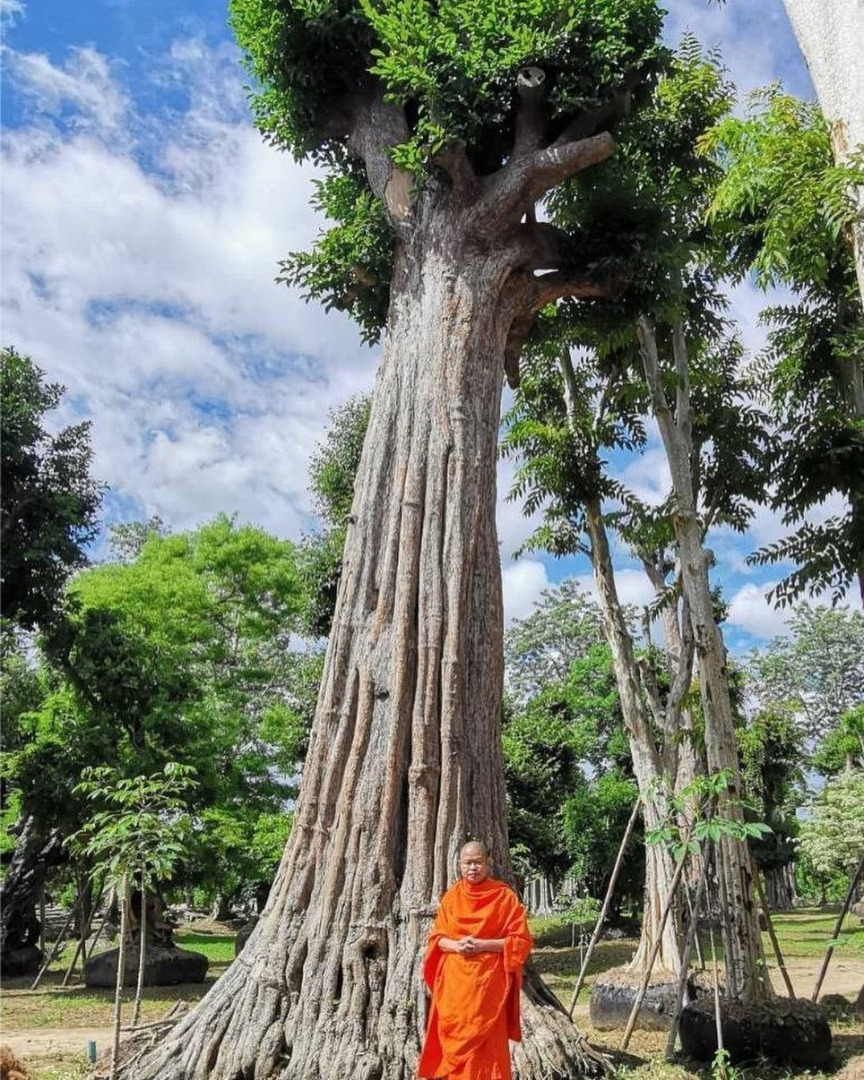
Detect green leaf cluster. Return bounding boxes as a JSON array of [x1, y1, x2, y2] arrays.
[[1, 347, 104, 631], [702, 89, 864, 604]]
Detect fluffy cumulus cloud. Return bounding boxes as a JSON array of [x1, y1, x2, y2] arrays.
[[502, 560, 550, 625], [2, 34, 377, 540], [726, 582, 792, 641]]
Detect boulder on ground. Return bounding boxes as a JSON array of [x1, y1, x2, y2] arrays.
[[0, 945, 42, 978], [84, 943, 208, 988], [855, 983, 864, 1024]]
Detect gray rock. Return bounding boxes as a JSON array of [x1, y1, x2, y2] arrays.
[[84, 943, 208, 988]]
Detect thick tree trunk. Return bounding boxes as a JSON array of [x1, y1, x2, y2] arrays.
[[763, 864, 796, 912], [125, 204, 608, 1079], [0, 814, 63, 973], [638, 319, 773, 1006], [782, 0, 864, 306]]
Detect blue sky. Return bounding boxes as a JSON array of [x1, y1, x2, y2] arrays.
[[1, 0, 858, 647]]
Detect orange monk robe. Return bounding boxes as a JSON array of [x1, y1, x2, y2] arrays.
[[418, 878, 533, 1080]]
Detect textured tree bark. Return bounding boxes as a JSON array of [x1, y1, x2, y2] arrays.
[[124, 195, 610, 1080], [782, 0, 864, 306], [0, 815, 63, 974], [637, 319, 773, 1006], [762, 865, 796, 912]]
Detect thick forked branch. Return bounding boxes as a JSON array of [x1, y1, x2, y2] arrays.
[[530, 268, 623, 309], [481, 131, 614, 229], [501, 269, 621, 389], [347, 93, 413, 223]]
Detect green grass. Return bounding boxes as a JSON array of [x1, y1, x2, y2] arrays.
[[174, 929, 236, 963]]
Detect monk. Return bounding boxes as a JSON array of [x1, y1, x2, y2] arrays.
[[418, 841, 533, 1080]]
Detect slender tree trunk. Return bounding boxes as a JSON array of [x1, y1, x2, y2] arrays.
[[111, 875, 130, 1080], [131, 886, 148, 1026], [125, 203, 609, 1079], [637, 318, 773, 1006], [558, 352, 684, 979], [584, 498, 682, 975]]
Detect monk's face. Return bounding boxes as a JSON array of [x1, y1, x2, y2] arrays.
[[459, 844, 490, 884]]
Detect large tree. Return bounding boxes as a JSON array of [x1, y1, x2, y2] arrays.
[[126, 1, 667, 1077], [0, 347, 104, 630]]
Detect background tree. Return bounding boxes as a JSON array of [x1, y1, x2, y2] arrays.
[[737, 707, 803, 910], [504, 581, 604, 705], [126, 0, 669, 1075], [797, 768, 864, 904], [70, 764, 196, 1077], [1, 517, 310, 945], [747, 604, 864, 742], [812, 704, 864, 776], [299, 395, 370, 637], [702, 91, 864, 603], [1, 346, 104, 631]]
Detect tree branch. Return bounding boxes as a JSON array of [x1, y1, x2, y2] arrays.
[[433, 141, 477, 198], [480, 132, 614, 229], [513, 66, 549, 158], [346, 93, 412, 224], [529, 267, 624, 309]]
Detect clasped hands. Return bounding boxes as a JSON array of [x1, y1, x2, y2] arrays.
[[446, 935, 484, 955]]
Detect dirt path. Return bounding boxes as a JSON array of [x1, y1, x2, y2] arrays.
[[1, 1026, 114, 1068], [777, 957, 864, 998]]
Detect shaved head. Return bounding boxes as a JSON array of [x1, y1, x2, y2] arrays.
[[460, 840, 489, 859], [458, 840, 490, 883]]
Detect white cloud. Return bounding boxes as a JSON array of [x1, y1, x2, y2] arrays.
[[570, 568, 658, 613], [2, 45, 129, 137], [615, 443, 670, 507], [1, 38, 377, 539], [726, 582, 793, 640], [0, 0, 25, 28], [502, 560, 549, 625]]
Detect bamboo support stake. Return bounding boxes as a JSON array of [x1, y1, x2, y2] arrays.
[[811, 848, 864, 1003], [665, 842, 711, 1061], [131, 888, 148, 1026], [567, 795, 641, 1017], [749, 855, 795, 999], [61, 934, 86, 987], [30, 904, 76, 990], [621, 828, 693, 1052]]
